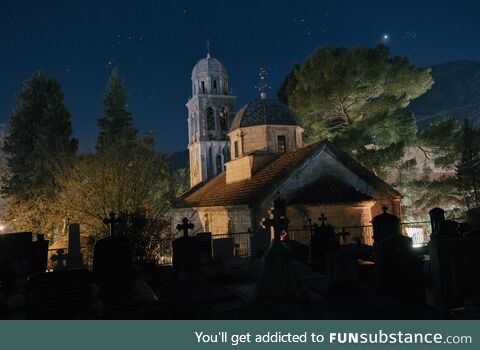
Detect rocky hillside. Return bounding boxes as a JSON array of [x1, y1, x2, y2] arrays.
[[410, 60, 480, 128]]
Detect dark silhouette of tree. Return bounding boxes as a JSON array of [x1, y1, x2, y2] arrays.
[[2, 71, 77, 197], [456, 119, 480, 208], [96, 68, 137, 150]]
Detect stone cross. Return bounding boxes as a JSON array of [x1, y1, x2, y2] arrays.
[[103, 212, 121, 236], [381, 204, 388, 214], [261, 194, 289, 241], [50, 249, 68, 270], [176, 217, 195, 238], [319, 213, 328, 227]]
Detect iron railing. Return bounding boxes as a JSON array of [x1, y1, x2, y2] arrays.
[[208, 220, 434, 257]]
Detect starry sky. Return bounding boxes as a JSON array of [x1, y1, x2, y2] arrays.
[[1, 0, 479, 153]]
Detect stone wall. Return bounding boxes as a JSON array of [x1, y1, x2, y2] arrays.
[[228, 124, 303, 159], [170, 205, 252, 238], [254, 148, 401, 230], [286, 203, 375, 244]]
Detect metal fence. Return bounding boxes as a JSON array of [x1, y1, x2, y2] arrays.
[[209, 220, 434, 257]]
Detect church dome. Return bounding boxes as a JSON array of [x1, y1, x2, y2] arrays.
[[191, 56, 228, 78], [230, 98, 300, 131]]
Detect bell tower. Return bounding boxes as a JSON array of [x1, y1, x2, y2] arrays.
[[187, 51, 236, 188]]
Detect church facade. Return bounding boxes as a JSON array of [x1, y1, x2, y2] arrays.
[[171, 54, 402, 245]]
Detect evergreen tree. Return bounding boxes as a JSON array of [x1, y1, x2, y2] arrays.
[[278, 45, 433, 176], [2, 71, 77, 197], [456, 119, 480, 208], [96, 68, 137, 150]]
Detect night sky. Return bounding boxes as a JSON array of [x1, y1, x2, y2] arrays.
[[1, 0, 479, 153]]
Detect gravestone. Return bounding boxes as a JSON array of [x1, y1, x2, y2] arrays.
[[250, 226, 270, 258], [310, 214, 339, 270], [253, 194, 299, 301], [429, 207, 460, 240], [67, 223, 83, 268], [30, 234, 49, 274], [212, 237, 234, 260], [326, 251, 358, 292], [50, 249, 68, 270], [282, 238, 310, 262], [196, 232, 212, 264], [428, 236, 480, 316], [0, 232, 33, 288], [172, 217, 200, 280], [26, 268, 92, 319], [372, 205, 400, 244], [375, 234, 424, 299], [93, 212, 135, 301], [467, 208, 480, 231]]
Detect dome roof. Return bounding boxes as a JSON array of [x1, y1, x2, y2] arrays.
[[230, 98, 300, 131], [192, 56, 227, 77]]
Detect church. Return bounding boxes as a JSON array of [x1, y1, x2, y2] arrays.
[[171, 53, 402, 245]]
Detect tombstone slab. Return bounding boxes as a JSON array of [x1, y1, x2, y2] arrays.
[[26, 268, 92, 319], [372, 205, 400, 244], [93, 235, 135, 300], [67, 223, 83, 268]]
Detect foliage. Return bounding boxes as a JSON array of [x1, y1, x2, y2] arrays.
[[416, 116, 462, 169], [456, 119, 480, 208], [96, 68, 137, 150], [2, 71, 77, 198], [398, 177, 465, 221], [278, 45, 433, 175], [118, 208, 171, 263], [55, 141, 176, 234], [1, 71, 77, 237]]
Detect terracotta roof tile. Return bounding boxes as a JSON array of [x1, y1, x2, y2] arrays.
[[174, 142, 322, 208], [174, 140, 401, 208]]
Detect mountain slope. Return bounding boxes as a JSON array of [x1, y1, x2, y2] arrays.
[[410, 60, 480, 128]]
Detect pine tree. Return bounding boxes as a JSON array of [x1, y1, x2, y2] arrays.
[[96, 68, 137, 150], [456, 119, 480, 208], [2, 71, 77, 197], [278, 45, 433, 175]]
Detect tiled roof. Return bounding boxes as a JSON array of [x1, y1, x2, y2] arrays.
[[230, 98, 300, 131], [288, 175, 374, 205], [174, 142, 322, 208], [174, 140, 401, 208]]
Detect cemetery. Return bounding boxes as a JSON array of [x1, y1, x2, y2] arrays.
[[1, 4, 480, 324], [1, 193, 479, 319]]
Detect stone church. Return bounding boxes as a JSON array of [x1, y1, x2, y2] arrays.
[[171, 53, 402, 245]]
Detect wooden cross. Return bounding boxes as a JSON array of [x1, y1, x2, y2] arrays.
[[103, 212, 121, 236], [319, 213, 328, 227], [176, 217, 195, 238]]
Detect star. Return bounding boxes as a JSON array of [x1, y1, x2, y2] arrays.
[[383, 34, 389, 40]]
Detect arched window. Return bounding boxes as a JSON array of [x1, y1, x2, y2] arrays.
[[206, 107, 215, 131], [213, 80, 217, 92], [216, 153, 224, 174], [201, 81, 205, 94], [219, 107, 228, 130]]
